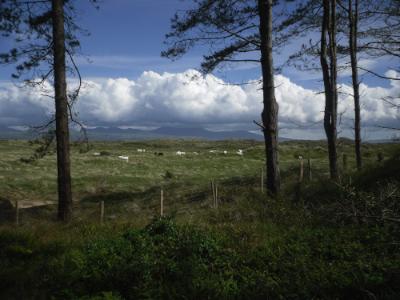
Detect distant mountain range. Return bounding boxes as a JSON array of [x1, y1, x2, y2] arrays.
[[0, 125, 397, 143], [0, 125, 267, 141], [0, 125, 34, 140], [83, 126, 267, 141]]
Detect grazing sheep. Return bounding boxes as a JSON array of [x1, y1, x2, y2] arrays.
[[154, 152, 164, 156], [176, 151, 186, 156], [237, 149, 243, 156], [137, 149, 146, 153], [209, 150, 216, 153], [118, 155, 129, 162], [93, 152, 101, 156], [223, 150, 228, 155]]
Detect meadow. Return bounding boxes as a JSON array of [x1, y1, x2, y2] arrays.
[[0, 139, 399, 299], [0, 139, 397, 223]]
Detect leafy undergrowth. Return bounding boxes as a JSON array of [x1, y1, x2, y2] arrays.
[[0, 217, 399, 300], [354, 151, 400, 190], [298, 152, 400, 227]]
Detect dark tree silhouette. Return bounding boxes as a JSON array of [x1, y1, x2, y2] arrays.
[[0, 0, 97, 221], [340, 0, 400, 170], [52, 0, 72, 221], [258, 0, 280, 194], [266, 0, 341, 180], [320, 0, 339, 180], [347, 0, 362, 170], [277, 0, 399, 177], [356, 0, 400, 74]]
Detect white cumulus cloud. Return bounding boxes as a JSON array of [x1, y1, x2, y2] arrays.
[[0, 69, 398, 137]]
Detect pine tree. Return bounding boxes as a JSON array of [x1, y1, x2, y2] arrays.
[[163, 0, 281, 194], [0, 0, 97, 221]]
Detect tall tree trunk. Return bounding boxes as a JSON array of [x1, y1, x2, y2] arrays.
[[52, 0, 73, 221], [349, 0, 362, 170], [258, 0, 280, 195], [320, 0, 339, 181]]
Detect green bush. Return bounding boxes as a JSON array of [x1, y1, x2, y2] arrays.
[[0, 217, 399, 299], [100, 151, 112, 156]]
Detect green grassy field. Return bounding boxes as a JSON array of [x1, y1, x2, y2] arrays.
[[0, 139, 399, 299], [0, 139, 397, 223]]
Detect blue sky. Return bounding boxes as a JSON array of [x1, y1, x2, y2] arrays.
[[0, 0, 398, 139], [73, 0, 273, 86], [74, 0, 202, 77], [0, 0, 395, 86], [69, 0, 394, 88], [0, 0, 260, 83]]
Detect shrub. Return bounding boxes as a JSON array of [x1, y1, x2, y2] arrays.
[[163, 170, 174, 180], [1, 218, 399, 299]]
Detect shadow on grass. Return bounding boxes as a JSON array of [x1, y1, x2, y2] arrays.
[[81, 189, 157, 204]]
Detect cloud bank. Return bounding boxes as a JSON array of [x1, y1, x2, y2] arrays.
[[0, 69, 398, 138]]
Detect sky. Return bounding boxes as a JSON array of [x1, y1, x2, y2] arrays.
[[0, 0, 399, 139]]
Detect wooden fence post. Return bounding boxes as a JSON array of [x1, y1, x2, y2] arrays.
[[307, 158, 312, 181], [210, 180, 219, 208], [343, 154, 347, 171], [211, 180, 215, 208], [299, 156, 304, 183], [100, 200, 104, 224], [215, 184, 218, 209], [160, 188, 164, 216], [15, 200, 19, 226], [261, 168, 264, 193]]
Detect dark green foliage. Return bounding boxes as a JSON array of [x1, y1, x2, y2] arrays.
[[354, 152, 400, 190], [0, 0, 81, 81], [0, 217, 399, 299], [163, 0, 261, 73], [100, 150, 112, 156], [163, 170, 174, 180], [377, 152, 384, 162], [77, 141, 94, 154], [299, 153, 400, 226]]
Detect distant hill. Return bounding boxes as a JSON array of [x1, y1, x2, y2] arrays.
[[82, 126, 268, 141], [150, 126, 265, 140], [2, 125, 396, 142], [0, 125, 270, 141], [0, 126, 34, 140], [82, 127, 155, 141], [84, 126, 300, 141]]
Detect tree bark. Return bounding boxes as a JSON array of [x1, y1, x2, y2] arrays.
[[258, 0, 280, 195], [52, 0, 73, 221], [349, 0, 362, 170], [320, 0, 339, 181]]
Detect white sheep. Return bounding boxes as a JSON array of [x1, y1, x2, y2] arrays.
[[137, 149, 146, 153], [93, 152, 101, 156], [176, 151, 186, 156], [118, 155, 129, 162], [237, 149, 243, 156], [223, 150, 228, 155]]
